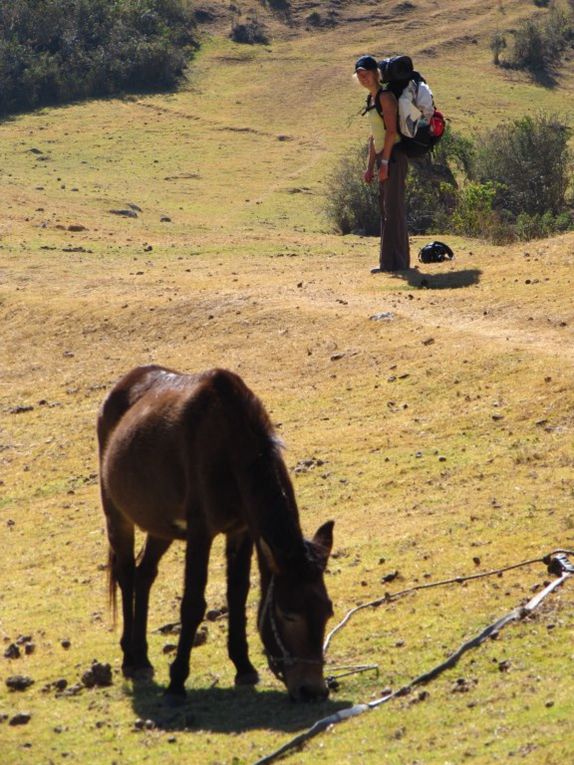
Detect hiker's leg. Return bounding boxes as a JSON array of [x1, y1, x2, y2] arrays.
[[379, 149, 410, 270]]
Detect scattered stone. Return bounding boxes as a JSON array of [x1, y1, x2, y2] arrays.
[[9, 712, 31, 726], [330, 352, 345, 361], [163, 643, 177, 655], [58, 683, 83, 697], [4, 644, 21, 659], [67, 225, 87, 232], [42, 678, 68, 694], [24, 643, 35, 656], [160, 216, 172, 223], [382, 570, 399, 583], [438, 455, 447, 462], [370, 311, 395, 322], [422, 338, 435, 346], [293, 457, 325, 474], [194, 627, 208, 647], [133, 718, 155, 731], [127, 203, 142, 212], [109, 209, 138, 218], [9, 405, 34, 415], [6, 675, 34, 692], [81, 661, 113, 688], [61, 639, 71, 649], [498, 660, 511, 672], [205, 608, 226, 622], [156, 622, 181, 635]]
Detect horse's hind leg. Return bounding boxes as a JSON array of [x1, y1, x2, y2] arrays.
[[131, 535, 172, 677], [102, 490, 136, 676], [226, 532, 259, 685], [166, 521, 212, 702]]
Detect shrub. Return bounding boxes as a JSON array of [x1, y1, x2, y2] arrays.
[[506, 1, 573, 73], [325, 130, 466, 236], [515, 210, 573, 239], [230, 18, 270, 45], [474, 113, 572, 217], [451, 181, 514, 243], [325, 143, 380, 235], [0, 0, 196, 116]]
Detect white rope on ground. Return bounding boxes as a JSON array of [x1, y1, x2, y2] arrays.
[[252, 551, 573, 765], [323, 548, 574, 654]]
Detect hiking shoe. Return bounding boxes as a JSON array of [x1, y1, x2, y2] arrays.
[[370, 266, 382, 274]]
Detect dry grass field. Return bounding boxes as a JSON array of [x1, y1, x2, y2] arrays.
[[1, 1, 574, 763]]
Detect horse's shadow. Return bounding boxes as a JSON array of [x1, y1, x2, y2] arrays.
[[397, 267, 482, 290], [127, 676, 352, 733]]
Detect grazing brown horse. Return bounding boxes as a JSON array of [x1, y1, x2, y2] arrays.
[[97, 365, 334, 702]]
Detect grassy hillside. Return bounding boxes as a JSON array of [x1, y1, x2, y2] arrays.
[[1, 1, 574, 763]]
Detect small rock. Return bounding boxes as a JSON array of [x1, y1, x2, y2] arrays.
[[61, 639, 71, 649], [9, 712, 31, 726], [6, 675, 34, 692], [205, 608, 226, 622], [160, 216, 172, 223], [67, 225, 87, 232], [194, 627, 208, 647], [109, 209, 138, 218], [370, 311, 395, 322], [498, 660, 511, 672], [81, 661, 113, 688], [382, 570, 399, 583], [4, 644, 21, 659]]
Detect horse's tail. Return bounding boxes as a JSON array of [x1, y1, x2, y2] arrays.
[[107, 546, 118, 627]]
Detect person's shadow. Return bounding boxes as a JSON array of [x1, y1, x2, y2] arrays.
[[127, 675, 353, 733], [394, 267, 482, 290]]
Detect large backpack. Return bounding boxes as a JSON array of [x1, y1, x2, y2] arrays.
[[370, 55, 445, 157]]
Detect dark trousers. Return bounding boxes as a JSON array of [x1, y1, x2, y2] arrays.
[[378, 148, 410, 271]]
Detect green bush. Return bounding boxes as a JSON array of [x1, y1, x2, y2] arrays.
[[325, 143, 380, 235], [0, 0, 196, 116], [506, 1, 573, 73], [474, 113, 572, 217], [324, 131, 465, 236]]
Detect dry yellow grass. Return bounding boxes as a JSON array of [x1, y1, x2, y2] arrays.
[[1, 1, 574, 763]]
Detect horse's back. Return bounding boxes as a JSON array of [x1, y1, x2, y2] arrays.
[[98, 365, 271, 538]]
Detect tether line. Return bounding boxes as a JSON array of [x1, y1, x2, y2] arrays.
[[252, 551, 573, 765]]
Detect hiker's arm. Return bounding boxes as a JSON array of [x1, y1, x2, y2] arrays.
[[378, 92, 399, 182], [364, 136, 376, 183]]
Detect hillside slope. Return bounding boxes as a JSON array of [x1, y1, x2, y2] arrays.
[[1, 2, 574, 764]]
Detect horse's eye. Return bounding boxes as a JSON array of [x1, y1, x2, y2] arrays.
[[277, 606, 298, 623]]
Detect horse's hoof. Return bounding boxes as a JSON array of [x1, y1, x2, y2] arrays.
[[163, 690, 187, 708], [132, 666, 155, 681], [235, 670, 259, 686], [123, 664, 154, 681]]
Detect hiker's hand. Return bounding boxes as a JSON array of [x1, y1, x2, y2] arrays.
[[378, 163, 389, 183], [363, 168, 374, 183]]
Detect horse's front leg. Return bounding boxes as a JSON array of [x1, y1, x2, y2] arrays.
[[166, 522, 212, 702], [226, 532, 259, 686]]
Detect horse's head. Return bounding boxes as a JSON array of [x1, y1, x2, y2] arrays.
[[258, 521, 334, 702]]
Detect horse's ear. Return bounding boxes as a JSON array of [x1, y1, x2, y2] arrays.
[[312, 520, 334, 568], [259, 537, 282, 575]]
